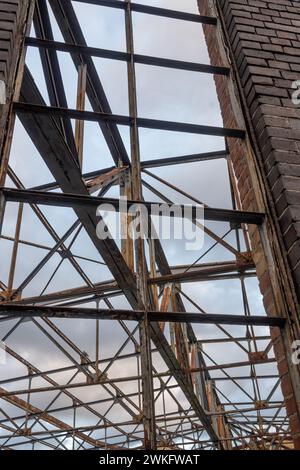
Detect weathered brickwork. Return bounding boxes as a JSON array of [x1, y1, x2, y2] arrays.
[[0, 0, 32, 184], [219, 0, 300, 302], [0, 1, 22, 86], [199, 0, 300, 449]]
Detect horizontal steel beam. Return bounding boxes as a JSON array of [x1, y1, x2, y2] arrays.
[[25, 38, 230, 75], [191, 358, 277, 372], [29, 166, 116, 192], [14, 102, 246, 139], [70, 0, 218, 25], [0, 305, 286, 327], [28, 151, 228, 192], [1, 188, 265, 225], [5, 281, 119, 307], [148, 263, 255, 285], [141, 151, 228, 168]]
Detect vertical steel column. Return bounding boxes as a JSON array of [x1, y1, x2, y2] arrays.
[[75, 64, 87, 169], [121, 170, 134, 271], [7, 203, 24, 297], [124, 0, 156, 450], [0, 191, 5, 236]]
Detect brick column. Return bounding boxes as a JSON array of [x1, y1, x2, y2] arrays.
[[0, 0, 33, 181], [198, 0, 300, 449], [0, 1, 20, 84]]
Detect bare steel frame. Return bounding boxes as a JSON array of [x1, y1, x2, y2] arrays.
[[0, 0, 295, 450]]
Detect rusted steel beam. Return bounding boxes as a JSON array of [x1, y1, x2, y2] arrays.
[[14, 102, 246, 139], [149, 261, 255, 285], [1, 187, 265, 225], [6, 281, 119, 305], [190, 358, 277, 372], [86, 166, 129, 193], [0, 386, 123, 450], [198, 336, 271, 345], [29, 166, 116, 192], [3, 344, 134, 443], [25, 37, 229, 76], [149, 238, 158, 309], [0, 384, 184, 427], [68, 0, 218, 25], [0, 305, 286, 327], [0, 259, 255, 305], [6, 203, 23, 296], [75, 63, 87, 169], [159, 284, 172, 332], [169, 288, 192, 388], [125, 0, 156, 449], [141, 151, 228, 168]]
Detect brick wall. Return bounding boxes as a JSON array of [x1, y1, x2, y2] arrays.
[[0, 0, 32, 184], [198, 0, 300, 449], [0, 1, 22, 90], [219, 0, 300, 301]]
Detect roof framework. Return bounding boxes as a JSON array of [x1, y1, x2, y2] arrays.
[[0, 0, 293, 450]]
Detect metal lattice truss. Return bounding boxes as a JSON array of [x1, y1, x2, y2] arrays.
[[0, 0, 292, 450]]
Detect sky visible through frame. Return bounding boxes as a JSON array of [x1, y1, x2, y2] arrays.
[[0, 0, 285, 449]]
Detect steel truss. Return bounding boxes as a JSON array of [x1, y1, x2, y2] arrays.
[[0, 0, 293, 450]]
